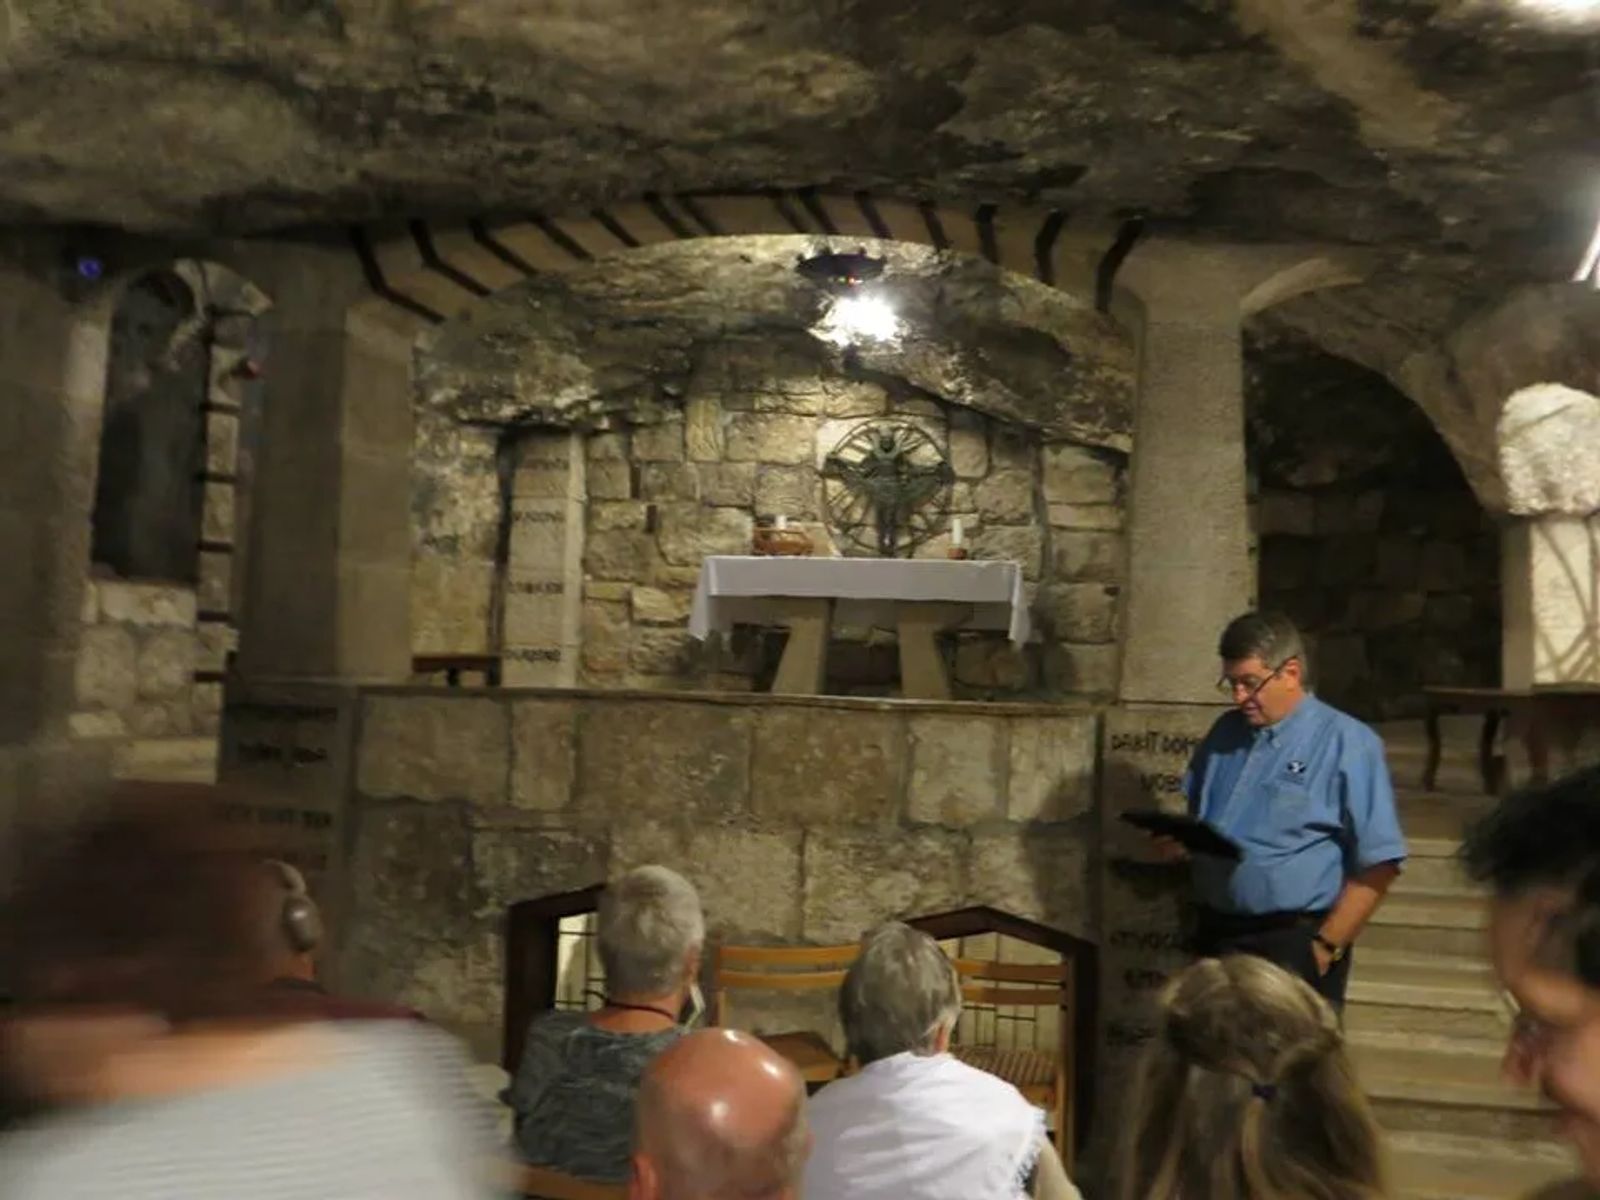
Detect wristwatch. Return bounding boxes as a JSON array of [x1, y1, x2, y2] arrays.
[[1313, 933, 1347, 963]]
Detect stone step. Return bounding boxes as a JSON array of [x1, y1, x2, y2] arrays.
[[1363, 890, 1488, 957], [1388, 1130, 1580, 1200], [112, 736, 219, 784], [1358, 1041, 1561, 1145], [1346, 949, 1505, 1042], [1396, 854, 1472, 892], [1371, 888, 1487, 930]]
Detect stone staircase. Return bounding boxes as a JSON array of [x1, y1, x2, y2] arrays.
[[1356, 720, 1579, 1199]]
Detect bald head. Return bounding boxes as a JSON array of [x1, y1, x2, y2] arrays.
[[632, 1029, 807, 1200]]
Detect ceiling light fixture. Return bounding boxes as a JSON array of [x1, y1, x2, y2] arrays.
[[795, 247, 887, 294]]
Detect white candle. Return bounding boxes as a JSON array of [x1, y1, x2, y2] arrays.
[[951, 518, 964, 548], [775, 515, 788, 530]]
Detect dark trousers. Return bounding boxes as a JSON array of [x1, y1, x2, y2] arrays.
[[1192, 908, 1353, 1012]]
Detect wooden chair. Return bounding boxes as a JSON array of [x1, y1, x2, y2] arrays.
[[948, 956, 1076, 1169], [488, 1161, 626, 1200], [710, 941, 861, 1084]]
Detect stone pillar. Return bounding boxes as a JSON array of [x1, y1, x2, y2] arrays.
[[235, 250, 413, 683], [1091, 241, 1359, 1187], [1501, 516, 1600, 689], [0, 244, 114, 889], [1113, 243, 1358, 704], [504, 431, 586, 685]]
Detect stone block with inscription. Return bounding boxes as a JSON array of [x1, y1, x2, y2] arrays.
[[1097, 704, 1222, 1130]]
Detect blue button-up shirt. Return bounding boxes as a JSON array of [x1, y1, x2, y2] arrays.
[[1183, 694, 1407, 916]]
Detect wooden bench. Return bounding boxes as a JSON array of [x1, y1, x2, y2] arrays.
[[413, 653, 503, 688], [1422, 685, 1600, 795]]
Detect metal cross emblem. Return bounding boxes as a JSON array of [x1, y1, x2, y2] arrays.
[[821, 419, 955, 557]]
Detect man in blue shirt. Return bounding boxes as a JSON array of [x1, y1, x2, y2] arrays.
[[1156, 611, 1407, 1008]]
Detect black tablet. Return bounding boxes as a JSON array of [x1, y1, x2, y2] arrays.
[[1119, 810, 1243, 861]]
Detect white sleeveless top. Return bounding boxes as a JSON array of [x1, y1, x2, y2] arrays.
[[802, 1051, 1045, 1200]]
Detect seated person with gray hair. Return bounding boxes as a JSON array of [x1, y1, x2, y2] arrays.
[[508, 864, 705, 1183], [803, 922, 1081, 1200]]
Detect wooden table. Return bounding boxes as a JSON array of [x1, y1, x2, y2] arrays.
[[1422, 685, 1600, 794]]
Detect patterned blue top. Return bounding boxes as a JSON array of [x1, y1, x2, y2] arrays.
[[1183, 694, 1407, 916], [509, 1011, 683, 1183]]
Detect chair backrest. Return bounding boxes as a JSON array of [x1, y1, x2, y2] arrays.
[[495, 1162, 627, 1200], [951, 957, 1073, 1010], [710, 941, 861, 1024]]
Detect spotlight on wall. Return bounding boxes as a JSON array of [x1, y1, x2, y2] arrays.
[[813, 293, 903, 349], [231, 357, 266, 380]]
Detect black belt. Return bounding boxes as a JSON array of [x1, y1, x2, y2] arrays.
[[1196, 906, 1329, 936]]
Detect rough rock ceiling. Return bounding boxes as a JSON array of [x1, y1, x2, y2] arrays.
[[2, 1, 1594, 286], [416, 236, 1136, 447]]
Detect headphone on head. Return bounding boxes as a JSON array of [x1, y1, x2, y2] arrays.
[[265, 859, 324, 955]]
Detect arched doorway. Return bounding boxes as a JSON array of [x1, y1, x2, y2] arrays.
[[74, 260, 271, 780]]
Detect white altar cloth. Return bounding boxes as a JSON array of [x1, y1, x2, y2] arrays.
[[688, 556, 1031, 645]]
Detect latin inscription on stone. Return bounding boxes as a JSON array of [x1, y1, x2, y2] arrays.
[[1097, 703, 1224, 1134], [218, 688, 355, 941]]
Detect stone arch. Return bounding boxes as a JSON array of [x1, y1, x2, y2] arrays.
[[72, 257, 272, 755], [344, 191, 1122, 342], [303, 191, 1365, 695]]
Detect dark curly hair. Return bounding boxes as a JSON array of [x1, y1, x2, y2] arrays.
[[1462, 765, 1600, 986]]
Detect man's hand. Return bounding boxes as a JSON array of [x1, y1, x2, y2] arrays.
[[1150, 835, 1189, 865], [1311, 937, 1334, 977]]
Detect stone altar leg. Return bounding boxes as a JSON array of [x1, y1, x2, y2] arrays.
[[895, 602, 968, 700], [769, 598, 834, 695]]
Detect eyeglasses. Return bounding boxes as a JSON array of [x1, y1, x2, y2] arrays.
[[1216, 662, 1286, 702]]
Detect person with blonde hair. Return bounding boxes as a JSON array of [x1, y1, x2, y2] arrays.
[[1119, 955, 1387, 1200]]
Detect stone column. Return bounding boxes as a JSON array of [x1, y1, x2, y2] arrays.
[[235, 248, 413, 683], [1113, 242, 1359, 703], [504, 431, 586, 686], [0, 244, 114, 889], [1113, 248, 1256, 704], [1091, 241, 1359, 1186]]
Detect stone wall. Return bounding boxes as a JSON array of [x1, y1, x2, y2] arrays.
[[576, 335, 1128, 699], [329, 687, 1100, 1061], [71, 579, 216, 754], [1246, 330, 1499, 719]]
